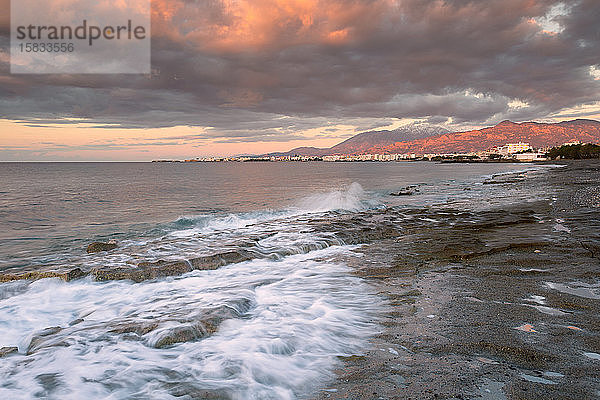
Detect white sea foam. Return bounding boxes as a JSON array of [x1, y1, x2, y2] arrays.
[[69, 184, 381, 270], [0, 246, 380, 400], [170, 211, 286, 238], [166, 183, 379, 241], [294, 182, 381, 213]]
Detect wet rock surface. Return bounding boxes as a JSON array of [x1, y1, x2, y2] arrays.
[[390, 185, 421, 196], [91, 260, 193, 282], [0, 346, 18, 357], [86, 241, 118, 253], [314, 160, 600, 400], [12, 298, 256, 361], [0, 214, 401, 284], [0, 267, 86, 283]]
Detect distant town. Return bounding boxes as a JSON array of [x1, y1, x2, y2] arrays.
[[153, 141, 591, 163]]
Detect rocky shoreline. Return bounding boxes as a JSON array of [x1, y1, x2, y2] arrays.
[[314, 160, 600, 400], [1, 161, 598, 399], [0, 251, 253, 283], [0, 211, 404, 284]]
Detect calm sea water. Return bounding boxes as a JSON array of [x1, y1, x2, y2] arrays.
[[0, 161, 553, 399]]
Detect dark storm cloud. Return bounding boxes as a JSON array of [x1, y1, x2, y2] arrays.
[[0, 0, 599, 136]]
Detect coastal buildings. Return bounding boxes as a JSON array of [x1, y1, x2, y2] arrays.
[[322, 154, 412, 162], [154, 141, 600, 163], [491, 142, 533, 156]]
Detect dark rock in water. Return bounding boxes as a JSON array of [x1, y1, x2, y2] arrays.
[[0, 267, 86, 283], [27, 326, 69, 355], [165, 382, 231, 399], [92, 260, 192, 282], [37, 326, 62, 336], [64, 268, 86, 281], [153, 325, 205, 348], [4, 244, 280, 285], [390, 185, 420, 196], [190, 250, 253, 270], [151, 304, 249, 348], [89, 251, 254, 283], [68, 318, 84, 326], [109, 321, 159, 335], [0, 346, 18, 357], [90, 267, 140, 282], [27, 339, 71, 355], [86, 241, 118, 253], [152, 321, 219, 348]]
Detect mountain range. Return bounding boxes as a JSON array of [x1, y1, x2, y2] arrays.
[[272, 119, 600, 156]]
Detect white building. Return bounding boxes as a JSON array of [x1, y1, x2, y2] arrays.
[[514, 153, 548, 162], [496, 142, 532, 156]]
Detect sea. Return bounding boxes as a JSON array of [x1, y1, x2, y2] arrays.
[[0, 161, 560, 399]]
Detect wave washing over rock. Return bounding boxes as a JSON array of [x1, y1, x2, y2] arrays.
[[0, 184, 391, 400], [0, 247, 381, 399], [0, 163, 561, 399], [0, 183, 387, 284]]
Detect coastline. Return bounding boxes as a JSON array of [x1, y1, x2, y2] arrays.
[[314, 160, 600, 400], [1, 161, 598, 398]]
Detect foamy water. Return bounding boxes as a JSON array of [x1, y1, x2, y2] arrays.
[[0, 184, 386, 399], [0, 162, 557, 399], [0, 247, 380, 399]]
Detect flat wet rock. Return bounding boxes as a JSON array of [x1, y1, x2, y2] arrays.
[[0, 267, 86, 283], [91, 260, 193, 282], [314, 160, 600, 400], [86, 241, 118, 253]]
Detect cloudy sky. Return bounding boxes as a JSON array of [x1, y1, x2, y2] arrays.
[[1, 0, 599, 161]]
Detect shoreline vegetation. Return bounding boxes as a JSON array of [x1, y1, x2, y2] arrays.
[[548, 143, 600, 160]]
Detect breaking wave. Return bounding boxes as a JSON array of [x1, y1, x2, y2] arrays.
[[0, 247, 380, 400]]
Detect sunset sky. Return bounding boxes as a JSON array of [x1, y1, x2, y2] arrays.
[[1, 0, 599, 161]]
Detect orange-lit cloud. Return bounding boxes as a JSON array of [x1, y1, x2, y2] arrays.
[[1, 0, 600, 160], [151, 0, 391, 51]]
